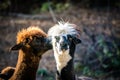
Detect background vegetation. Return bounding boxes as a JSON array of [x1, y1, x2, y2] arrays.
[[0, 0, 120, 14]]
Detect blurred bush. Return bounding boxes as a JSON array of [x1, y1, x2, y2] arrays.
[[31, 2, 70, 14], [75, 35, 120, 79], [0, 0, 10, 10], [0, 0, 119, 14]]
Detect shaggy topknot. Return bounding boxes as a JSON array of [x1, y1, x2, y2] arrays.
[[48, 21, 81, 38], [17, 26, 47, 44]]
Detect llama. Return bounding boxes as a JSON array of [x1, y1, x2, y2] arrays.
[[48, 22, 81, 80], [0, 26, 52, 80]]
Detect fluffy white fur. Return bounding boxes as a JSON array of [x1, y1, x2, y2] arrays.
[[48, 22, 80, 38], [52, 37, 72, 73]]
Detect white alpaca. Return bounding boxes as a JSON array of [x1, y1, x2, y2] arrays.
[[48, 22, 81, 80]]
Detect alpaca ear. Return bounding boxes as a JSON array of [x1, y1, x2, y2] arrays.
[[10, 43, 24, 50], [68, 35, 81, 44], [73, 37, 81, 44]]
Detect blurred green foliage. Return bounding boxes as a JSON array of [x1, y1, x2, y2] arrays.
[[0, 0, 10, 10], [31, 2, 70, 14], [75, 36, 120, 78], [55, 3, 70, 12], [37, 68, 54, 80], [96, 38, 120, 69], [0, 0, 119, 14], [37, 69, 49, 77], [40, 2, 52, 12]]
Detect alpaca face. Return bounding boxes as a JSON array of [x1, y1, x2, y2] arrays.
[[25, 35, 50, 54], [11, 35, 51, 56], [54, 35, 70, 52], [53, 35, 81, 53], [52, 35, 71, 73], [52, 34, 81, 73]]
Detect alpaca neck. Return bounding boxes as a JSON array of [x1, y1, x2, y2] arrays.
[[55, 43, 76, 80], [10, 50, 41, 80]]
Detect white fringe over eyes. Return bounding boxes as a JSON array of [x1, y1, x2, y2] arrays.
[[48, 22, 80, 38]]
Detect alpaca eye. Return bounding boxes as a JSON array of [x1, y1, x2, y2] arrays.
[[35, 36, 44, 43], [33, 36, 37, 40], [33, 36, 41, 41], [55, 36, 60, 41], [25, 38, 30, 43], [67, 35, 73, 41]]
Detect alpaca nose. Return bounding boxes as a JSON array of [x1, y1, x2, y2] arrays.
[[61, 43, 67, 47], [60, 42, 68, 50]]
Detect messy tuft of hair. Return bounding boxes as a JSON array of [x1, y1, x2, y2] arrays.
[[17, 26, 47, 44], [48, 21, 81, 38]]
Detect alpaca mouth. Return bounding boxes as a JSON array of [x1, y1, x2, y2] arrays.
[[59, 45, 69, 52], [60, 47, 68, 51]]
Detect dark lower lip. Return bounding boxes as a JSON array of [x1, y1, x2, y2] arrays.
[[60, 47, 68, 51]]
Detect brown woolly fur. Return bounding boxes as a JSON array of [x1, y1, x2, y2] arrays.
[[1, 67, 15, 75], [17, 26, 47, 44], [0, 26, 52, 80], [0, 67, 15, 80]]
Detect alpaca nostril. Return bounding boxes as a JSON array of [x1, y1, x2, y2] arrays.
[[60, 42, 68, 50], [60, 43, 66, 47], [63, 43, 67, 47]]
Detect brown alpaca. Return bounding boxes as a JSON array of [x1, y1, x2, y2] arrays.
[[0, 26, 52, 80]]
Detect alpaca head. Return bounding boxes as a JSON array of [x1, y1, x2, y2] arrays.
[[48, 22, 81, 54], [48, 22, 81, 73], [11, 26, 51, 56]]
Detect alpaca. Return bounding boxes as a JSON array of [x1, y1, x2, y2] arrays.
[[0, 26, 52, 80], [48, 22, 81, 80]]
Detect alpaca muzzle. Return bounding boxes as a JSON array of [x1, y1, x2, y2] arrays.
[[60, 42, 68, 51]]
